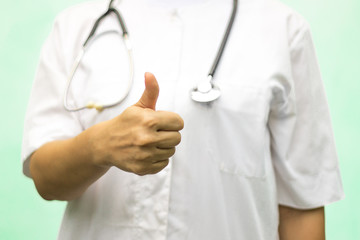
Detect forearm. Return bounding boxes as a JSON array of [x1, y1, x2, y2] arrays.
[[30, 124, 109, 201], [278, 205, 325, 240], [29, 73, 183, 201]]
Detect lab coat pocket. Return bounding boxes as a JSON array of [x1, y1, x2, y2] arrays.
[[209, 83, 267, 178]]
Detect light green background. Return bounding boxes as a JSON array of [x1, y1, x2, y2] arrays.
[[1, 0, 359, 239]]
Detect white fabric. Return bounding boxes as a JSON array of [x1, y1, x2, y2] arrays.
[[22, 0, 344, 239]]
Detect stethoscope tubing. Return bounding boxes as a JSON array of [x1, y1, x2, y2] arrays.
[[63, 31, 134, 112], [64, 0, 238, 111], [63, 2, 134, 112], [208, 0, 238, 78]]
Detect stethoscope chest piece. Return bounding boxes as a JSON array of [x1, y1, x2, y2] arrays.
[[190, 0, 238, 103], [191, 75, 221, 103]]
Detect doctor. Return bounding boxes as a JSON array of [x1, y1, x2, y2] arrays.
[[22, 0, 344, 239]]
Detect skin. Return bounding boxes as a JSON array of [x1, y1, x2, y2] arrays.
[[279, 205, 325, 240], [29, 73, 325, 238], [30, 72, 184, 200]]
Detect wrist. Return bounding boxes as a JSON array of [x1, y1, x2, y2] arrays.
[[75, 122, 112, 170]]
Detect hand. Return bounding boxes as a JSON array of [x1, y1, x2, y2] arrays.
[[89, 72, 184, 176]]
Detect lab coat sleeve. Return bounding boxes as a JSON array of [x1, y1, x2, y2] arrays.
[[268, 23, 344, 209], [21, 16, 83, 178]]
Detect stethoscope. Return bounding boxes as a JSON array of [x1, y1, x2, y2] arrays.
[[64, 0, 238, 112]]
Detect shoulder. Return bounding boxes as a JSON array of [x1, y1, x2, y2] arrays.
[[46, 0, 110, 61], [237, 0, 312, 49], [260, 0, 309, 26], [52, 0, 108, 36], [56, 0, 108, 23], [261, 0, 311, 42]]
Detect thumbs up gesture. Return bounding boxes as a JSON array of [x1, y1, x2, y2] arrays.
[[89, 73, 184, 176], [134, 72, 160, 110]]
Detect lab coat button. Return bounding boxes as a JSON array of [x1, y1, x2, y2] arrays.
[[170, 9, 180, 21]]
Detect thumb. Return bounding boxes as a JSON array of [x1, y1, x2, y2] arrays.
[[135, 72, 159, 110]]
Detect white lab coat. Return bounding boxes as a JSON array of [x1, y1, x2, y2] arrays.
[[22, 0, 344, 239]]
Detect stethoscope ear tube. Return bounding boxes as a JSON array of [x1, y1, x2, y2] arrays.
[[64, 2, 134, 112], [84, 5, 128, 47]]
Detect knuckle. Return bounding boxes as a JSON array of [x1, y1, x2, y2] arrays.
[[152, 160, 169, 174], [134, 134, 153, 146], [153, 161, 169, 174], [179, 118, 185, 129], [142, 112, 158, 129], [162, 159, 170, 168], [171, 148, 176, 155], [132, 164, 147, 176], [174, 114, 184, 129], [166, 148, 176, 158], [133, 149, 152, 161], [130, 165, 141, 175], [136, 172, 147, 176], [175, 132, 182, 145]]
